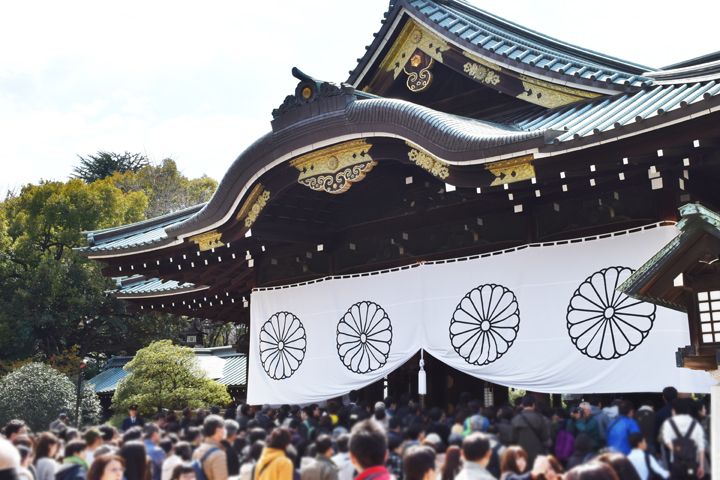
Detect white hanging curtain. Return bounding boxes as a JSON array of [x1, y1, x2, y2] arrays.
[[247, 224, 713, 405]]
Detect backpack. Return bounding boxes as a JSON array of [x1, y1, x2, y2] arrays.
[[555, 429, 575, 461], [668, 419, 699, 479], [191, 447, 221, 480]]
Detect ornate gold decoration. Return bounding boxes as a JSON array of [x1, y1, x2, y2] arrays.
[[410, 54, 422, 68], [485, 155, 535, 186], [190, 230, 224, 251], [406, 143, 450, 179], [517, 74, 600, 108], [236, 184, 264, 221], [302, 88, 312, 99], [244, 191, 270, 227], [405, 58, 434, 93], [379, 18, 450, 79], [462, 51, 503, 71], [290, 140, 376, 194], [463, 62, 501, 85]]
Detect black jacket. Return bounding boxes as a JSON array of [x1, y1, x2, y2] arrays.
[[120, 416, 145, 431]]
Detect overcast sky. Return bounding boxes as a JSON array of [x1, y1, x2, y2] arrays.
[[2, 0, 718, 190]]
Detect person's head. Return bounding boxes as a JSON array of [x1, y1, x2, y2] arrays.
[[618, 401, 633, 417], [403, 445, 436, 480], [327, 401, 339, 415], [336, 433, 350, 454], [388, 417, 402, 432], [261, 404, 272, 415], [249, 441, 265, 462], [170, 464, 196, 480], [628, 433, 646, 451], [663, 387, 678, 404], [374, 408, 386, 422], [87, 454, 125, 480], [501, 446, 528, 474], [182, 408, 192, 419], [384, 396, 396, 411], [224, 420, 238, 442], [4, 421, 26, 441], [462, 433, 491, 466], [158, 438, 173, 456], [143, 423, 161, 444], [349, 419, 388, 472], [84, 427, 103, 449], [267, 428, 291, 451], [407, 422, 425, 442], [469, 400, 484, 414], [65, 440, 87, 460], [440, 445, 462, 480], [16, 446, 31, 469], [579, 402, 592, 417], [349, 390, 360, 404], [240, 404, 251, 416], [120, 441, 148, 480], [35, 432, 59, 463], [122, 427, 142, 443], [588, 394, 602, 408], [248, 428, 266, 444], [316, 435, 333, 457], [98, 425, 116, 444], [59, 413, 68, 423], [202, 415, 225, 441], [672, 397, 692, 416], [128, 406, 138, 419], [596, 453, 642, 480], [173, 442, 192, 462], [565, 462, 620, 480], [522, 395, 537, 409]]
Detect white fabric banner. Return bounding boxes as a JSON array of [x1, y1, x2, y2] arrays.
[[248, 225, 714, 404]]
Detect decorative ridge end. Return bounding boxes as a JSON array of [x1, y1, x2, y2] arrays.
[[272, 68, 356, 119]]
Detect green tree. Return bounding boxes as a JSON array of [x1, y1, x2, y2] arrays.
[[111, 159, 217, 218], [72, 151, 148, 183], [112, 340, 231, 415], [0, 362, 101, 430]]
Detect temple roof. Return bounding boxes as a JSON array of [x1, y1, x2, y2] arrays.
[[350, 0, 654, 90], [112, 276, 205, 298]]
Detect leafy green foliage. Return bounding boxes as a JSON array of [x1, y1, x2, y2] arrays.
[[112, 340, 231, 415], [0, 362, 101, 431], [72, 151, 148, 183], [111, 159, 217, 218]]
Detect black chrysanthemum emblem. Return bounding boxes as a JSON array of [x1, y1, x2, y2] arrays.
[[337, 301, 392, 374], [567, 266, 656, 360], [450, 284, 520, 366], [259, 312, 307, 380]]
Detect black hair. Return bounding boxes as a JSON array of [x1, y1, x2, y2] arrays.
[[248, 428, 266, 444], [249, 441, 265, 461], [374, 408, 386, 421], [154, 411, 166, 422], [588, 394, 602, 407], [565, 462, 620, 480], [185, 427, 202, 444], [469, 400, 484, 413], [267, 428, 291, 450], [143, 423, 160, 440], [316, 435, 333, 455], [403, 445, 436, 480], [349, 390, 360, 403], [203, 415, 225, 437], [288, 418, 301, 430], [174, 442, 192, 461], [388, 417, 402, 430], [407, 422, 425, 441], [336, 433, 350, 453], [429, 407, 443, 422], [663, 387, 678, 403], [522, 395, 537, 408], [388, 434, 403, 451], [98, 425, 115, 442], [121, 441, 148, 480], [122, 427, 142, 443], [5, 420, 25, 438], [462, 432, 490, 462], [384, 396, 396, 407], [628, 433, 644, 449], [349, 419, 387, 469], [672, 397, 692, 415], [159, 438, 173, 455], [240, 404, 251, 415], [65, 440, 87, 457], [618, 401, 633, 417]]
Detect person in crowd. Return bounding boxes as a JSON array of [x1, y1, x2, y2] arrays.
[[403, 445, 435, 480], [633, 402, 655, 455], [349, 420, 391, 480], [57, 440, 89, 480], [456, 433, 494, 480], [15, 446, 32, 480], [500, 446, 528, 480], [300, 434, 338, 480], [162, 442, 192, 480], [85, 427, 104, 466], [221, 420, 240, 476], [236, 405, 253, 432], [191, 415, 227, 480], [254, 428, 294, 479], [238, 441, 265, 480], [34, 432, 59, 480], [440, 446, 462, 480], [3, 422, 26, 443], [193, 409, 207, 428], [144, 424, 167, 480], [257, 406, 273, 430], [87, 455, 125, 480], [626, 433, 669, 480], [122, 406, 145, 431], [486, 425, 506, 479], [587, 395, 611, 446], [120, 441, 149, 480], [566, 434, 595, 470], [331, 434, 353, 480], [180, 409, 193, 431], [383, 397, 396, 420], [567, 403, 601, 451], [385, 431, 403, 480], [605, 401, 640, 455], [49, 414, 68, 432], [497, 407, 514, 447], [655, 388, 677, 438], [511, 395, 548, 466], [452, 409, 471, 437], [155, 412, 167, 430], [98, 425, 117, 445], [565, 462, 620, 480], [464, 401, 489, 436], [661, 397, 705, 480], [596, 453, 642, 480], [185, 428, 202, 454]]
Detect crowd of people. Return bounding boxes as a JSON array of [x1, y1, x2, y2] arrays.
[[0, 387, 710, 480]]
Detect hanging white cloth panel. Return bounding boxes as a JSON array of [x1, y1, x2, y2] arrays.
[[248, 225, 713, 405]]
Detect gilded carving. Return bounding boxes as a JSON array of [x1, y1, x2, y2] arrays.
[[406, 144, 450, 180], [462, 51, 503, 71], [190, 230, 224, 251], [236, 184, 264, 221], [290, 140, 376, 194], [245, 191, 270, 227], [485, 155, 535, 186], [463, 62, 501, 85], [405, 58, 434, 93], [517, 75, 600, 108], [379, 18, 450, 79]]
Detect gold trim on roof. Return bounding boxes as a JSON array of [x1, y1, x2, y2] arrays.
[[462, 51, 503, 72], [517, 75, 600, 109], [190, 230, 224, 251], [244, 191, 270, 227], [291, 140, 376, 194], [463, 62, 501, 85], [406, 142, 450, 180], [236, 184, 264, 221], [485, 155, 535, 186], [379, 18, 450, 79]]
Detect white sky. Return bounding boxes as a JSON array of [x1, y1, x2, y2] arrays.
[[2, 0, 718, 189]]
